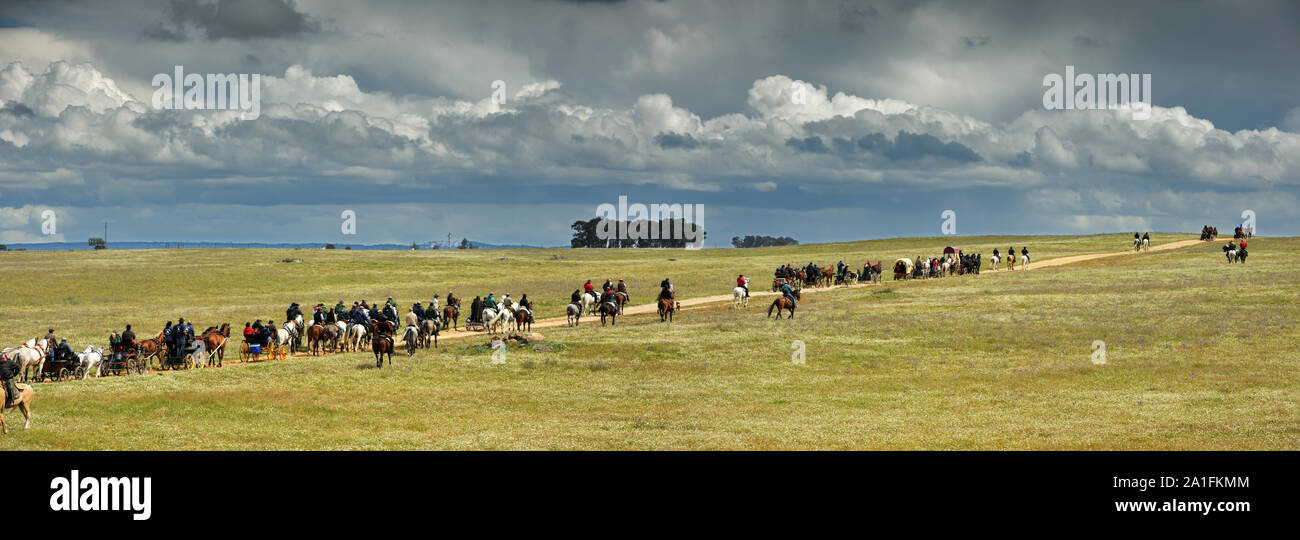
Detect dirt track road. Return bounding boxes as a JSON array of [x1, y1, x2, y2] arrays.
[[415, 238, 1207, 344]]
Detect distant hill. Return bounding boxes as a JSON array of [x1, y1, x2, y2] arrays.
[[0, 240, 561, 251]]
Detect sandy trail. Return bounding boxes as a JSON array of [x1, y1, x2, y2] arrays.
[[133, 238, 1204, 370], [399, 238, 1207, 344]]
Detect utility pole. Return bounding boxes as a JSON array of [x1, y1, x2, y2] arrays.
[[104, 221, 108, 244]]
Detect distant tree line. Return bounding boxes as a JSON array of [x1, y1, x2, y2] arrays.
[[731, 235, 798, 248], [569, 218, 706, 248]]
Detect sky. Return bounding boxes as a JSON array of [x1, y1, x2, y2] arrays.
[[0, 0, 1297, 246]]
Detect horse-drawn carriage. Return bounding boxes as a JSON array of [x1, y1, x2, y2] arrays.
[[240, 333, 287, 362], [102, 341, 146, 376], [893, 258, 914, 280], [772, 277, 792, 292], [36, 346, 85, 382]]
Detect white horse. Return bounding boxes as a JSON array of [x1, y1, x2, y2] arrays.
[[1021, 253, 1030, 268], [76, 346, 105, 379], [483, 307, 513, 334], [1134, 237, 1143, 251], [3, 338, 48, 382], [581, 291, 598, 314], [566, 303, 582, 327], [281, 320, 303, 352], [1141, 237, 1149, 251], [989, 254, 1000, 270], [733, 286, 749, 308], [346, 323, 368, 352]]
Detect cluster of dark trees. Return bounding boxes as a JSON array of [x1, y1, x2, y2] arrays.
[[570, 218, 706, 248], [730, 235, 798, 248], [88, 237, 107, 250]]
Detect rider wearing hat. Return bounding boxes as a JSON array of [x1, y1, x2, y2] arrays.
[[657, 278, 674, 301], [616, 279, 629, 304], [412, 302, 426, 322], [0, 352, 19, 407], [484, 293, 498, 311], [780, 281, 797, 309]]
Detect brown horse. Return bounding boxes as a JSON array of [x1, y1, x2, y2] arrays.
[[614, 292, 628, 314], [419, 319, 439, 348], [768, 288, 801, 319], [657, 298, 676, 322], [515, 307, 534, 332], [0, 381, 33, 434], [307, 323, 325, 356], [137, 331, 165, 370], [443, 305, 460, 330], [599, 301, 618, 326], [373, 334, 394, 368], [199, 323, 230, 366]]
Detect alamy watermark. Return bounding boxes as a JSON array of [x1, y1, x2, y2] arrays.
[[1091, 340, 1107, 365], [152, 66, 261, 120], [595, 196, 705, 249], [941, 210, 956, 235], [1043, 66, 1151, 120]]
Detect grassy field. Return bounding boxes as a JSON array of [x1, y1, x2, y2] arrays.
[[2, 233, 1296, 449]]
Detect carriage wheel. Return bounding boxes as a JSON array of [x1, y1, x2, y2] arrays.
[[74, 366, 85, 379], [58, 368, 69, 381]]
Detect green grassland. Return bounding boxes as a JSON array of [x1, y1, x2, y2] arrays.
[[1, 233, 1296, 449]]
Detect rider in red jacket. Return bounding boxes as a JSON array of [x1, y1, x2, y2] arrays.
[[736, 274, 749, 297], [583, 280, 595, 297]]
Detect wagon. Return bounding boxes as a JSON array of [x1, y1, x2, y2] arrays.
[[239, 338, 287, 362], [38, 348, 85, 382], [157, 338, 202, 370], [102, 343, 146, 376], [772, 277, 791, 292], [892, 258, 914, 280]]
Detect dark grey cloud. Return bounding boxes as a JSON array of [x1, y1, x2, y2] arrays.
[[654, 131, 702, 150], [143, 0, 319, 41], [962, 35, 991, 48]]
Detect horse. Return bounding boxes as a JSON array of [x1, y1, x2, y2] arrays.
[[320, 324, 341, 353], [989, 254, 1000, 270], [373, 333, 394, 368], [733, 286, 748, 308], [281, 320, 303, 353], [199, 323, 229, 366], [307, 323, 326, 356], [657, 298, 676, 322], [483, 307, 512, 334], [581, 291, 598, 314], [614, 291, 628, 314], [1006, 252, 1016, 270], [1141, 237, 1149, 251], [600, 301, 618, 326], [419, 319, 439, 348], [1134, 237, 1143, 251], [346, 323, 368, 352], [1021, 253, 1030, 268], [0, 380, 33, 434], [137, 331, 165, 370], [767, 288, 801, 319], [76, 346, 105, 379], [566, 303, 582, 327], [442, 304, 460, 330], [402, 325, 420, 356], [515, 307, 534, 332], [4, 338, 48, 383]]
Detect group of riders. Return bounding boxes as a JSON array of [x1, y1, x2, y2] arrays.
[[1200, 226, 1219, 241]]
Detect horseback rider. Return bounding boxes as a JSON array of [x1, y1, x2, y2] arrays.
[[602, 278, 613, 295], [658, 278, 674, 302], [43, 328, 58, 350], [447, 291, 459, 307], [571, 289, 581, 306], [501, 294, 513, 311], [484, 293, 499, 312], [429, 294, 440, 313], [518, 294, 533, 315], [583, 280, 595, 299], [333, 301, 347, 322], [1142, 232, 1149, 242], [382, 302, 398, 324], [600, 287, 615, 307], [286, 302, 302, 324], [780, 281, 797, 310], [0, 352, 19, 407], [404, 307, 420, 331], [616, 279, 629, 304], [386, 297, 398, 310], [737, 274, 749, 297], [412, 302, 426, 322]]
